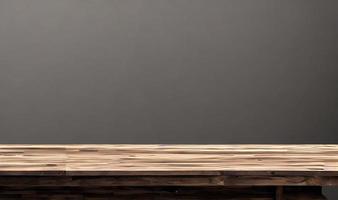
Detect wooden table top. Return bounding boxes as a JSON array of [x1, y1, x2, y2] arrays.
[[0, 144, 337, 176]]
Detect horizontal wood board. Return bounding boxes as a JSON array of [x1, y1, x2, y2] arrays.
[[0, 145, 337, 177]]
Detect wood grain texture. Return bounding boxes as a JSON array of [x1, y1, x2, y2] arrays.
[[0, 175, 337, 187], [0, 144, 337, 176], [0, 145, 333, 199]]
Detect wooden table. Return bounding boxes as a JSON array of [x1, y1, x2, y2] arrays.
[[0, 145, 337, 199]]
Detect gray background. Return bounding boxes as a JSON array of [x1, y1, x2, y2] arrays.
[[0, 0, 337, 198]]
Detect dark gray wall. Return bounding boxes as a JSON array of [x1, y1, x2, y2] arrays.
[[0, 0, 337, 198]]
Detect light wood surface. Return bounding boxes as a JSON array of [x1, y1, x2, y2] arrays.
[[0, 144, 337, 176], [0, 145, 334, 199]]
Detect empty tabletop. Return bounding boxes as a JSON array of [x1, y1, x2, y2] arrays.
[[0, 144, 337, 176]]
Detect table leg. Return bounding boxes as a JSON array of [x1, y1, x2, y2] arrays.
[[276, 186, 284, 200]]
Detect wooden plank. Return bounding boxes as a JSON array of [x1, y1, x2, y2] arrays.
[[222, 175, 338, 186], [0, 176, 337, 187], [0, 145, 337, 177]]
